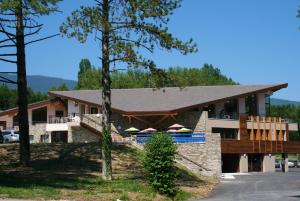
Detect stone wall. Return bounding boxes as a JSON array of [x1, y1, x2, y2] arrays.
[[29, 124, 47, 143], [176, 132, 221, 177], [176, 111, 221, 177], [69, 125, 100, 143]]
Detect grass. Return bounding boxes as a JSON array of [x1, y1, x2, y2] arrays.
[[0, 143, 217, 201]]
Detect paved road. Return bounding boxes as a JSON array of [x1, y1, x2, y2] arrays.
[[201, 168, 300, 201]]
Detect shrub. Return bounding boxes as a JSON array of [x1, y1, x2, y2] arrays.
[[143, 134, 177, 197]]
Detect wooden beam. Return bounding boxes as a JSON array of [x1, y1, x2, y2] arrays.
[[154, 115, 170, 126], [131, 116, 152, 126], [170, 115, 177, 121], [122, 112, 177, 117]]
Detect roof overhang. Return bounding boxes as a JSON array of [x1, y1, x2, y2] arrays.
[[49, 83, 288, 114]]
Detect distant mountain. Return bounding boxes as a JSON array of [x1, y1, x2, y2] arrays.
[[270, 98, 300, 106], [0, 74, 77, 93]]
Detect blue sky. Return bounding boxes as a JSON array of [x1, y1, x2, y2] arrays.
[[1, 0, 300, 101]]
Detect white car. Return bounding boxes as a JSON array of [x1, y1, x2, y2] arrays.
[[288, 161, 295, 168], [2, 130, 19, 143]]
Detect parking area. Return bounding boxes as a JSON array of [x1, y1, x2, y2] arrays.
[[201, 168, 300, 201]]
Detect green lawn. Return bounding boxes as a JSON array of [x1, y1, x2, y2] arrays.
[[0, 143, 217, 201]]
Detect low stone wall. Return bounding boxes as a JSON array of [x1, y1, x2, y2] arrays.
[[176, 132, 221, 177], [69, 125, 100, 143], [29, 124, 47, 143]]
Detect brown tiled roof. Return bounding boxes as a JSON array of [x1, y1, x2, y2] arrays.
[[49, 83, 287, 114]]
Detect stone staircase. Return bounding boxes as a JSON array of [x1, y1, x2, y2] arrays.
[[80, 114, 129, 143]]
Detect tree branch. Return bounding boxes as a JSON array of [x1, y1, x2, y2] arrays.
[[24, 26, 42, 37], [0, 24, 16, 44], [112, 37, 153, 53], [0, 53, 16, 56], [0, 75, 17, 84], [25, 34, 59, 45], [0, 58, 17, 63], [0, 44, 15, 48], [0, 38, 16, 44]]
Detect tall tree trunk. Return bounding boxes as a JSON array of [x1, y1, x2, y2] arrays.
[[16, 3, 30, 166], [101, 0, 112, 180]]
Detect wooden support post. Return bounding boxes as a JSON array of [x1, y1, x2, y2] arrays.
[[262, 116, 266, 152], [250, 116, 254, 140], [250, 116, 255, 152], [268, 117, 272, 152], [274, 117, 277, 153], [279, 117, 283, 152], [262, 116, 266, 141], [256, 116, 261, 152]]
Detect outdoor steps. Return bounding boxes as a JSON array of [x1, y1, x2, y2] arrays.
[[80, 114, 129, 143]]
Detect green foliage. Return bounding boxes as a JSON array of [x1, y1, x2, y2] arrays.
[[49, 83, 69, 91], [77, 62, 237, 89], [0, 85, 18, 111], [143, 135, 177, 197], [0, 0, 61, 15], [77, 59, 102, 90], [269, 104, 300, 141], [0, 85, 48, 111]]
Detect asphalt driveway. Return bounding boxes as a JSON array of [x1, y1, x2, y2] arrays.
[[201, 168, 300, 201]]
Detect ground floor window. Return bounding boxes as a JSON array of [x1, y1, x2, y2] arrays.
[[40, 134, 49, 143], [30, 135, 34, 143], [51, 131, 68, 143]]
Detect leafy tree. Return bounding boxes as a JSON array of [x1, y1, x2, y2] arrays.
[[269, 104, 300, 141], [0, 85, 17, 110], [77, 59, 93, 89], [0, 0, 61, 166], [143, 135, 177, 196], [49, 83, 69, 91], [61, 0, 197, 180], [0, 85, 48, 111], [77, 67, 102, 90], [76, 62, 236, 90]]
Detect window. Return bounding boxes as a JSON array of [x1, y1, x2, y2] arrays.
[[204, 104, 216, 118], [90, 107, 98, 114], [55, 110, 64, 118], [212, 128, 238, 139], [13, 115, 19, 126], [32, 107, 47, 124], [224, 99, 238, 119], [30, 135, 34, 143], [40, 134, 49, 143], [246, 95, 258, 116], [2, 131, 11, 136], [80, 104, 86, 114]]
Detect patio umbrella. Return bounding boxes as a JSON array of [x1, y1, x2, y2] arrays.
[[124, 127, 140, 132], [168, 123, 184, 129], [166, 129, 178, 133], [140, 128, 157, 133], [177, 128, 192, 133]]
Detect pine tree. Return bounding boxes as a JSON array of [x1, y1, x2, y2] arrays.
[[0, 0, 61, 166], [61, 0, 197, 180]]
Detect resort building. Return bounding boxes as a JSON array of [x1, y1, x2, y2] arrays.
[[0, 83, 299, 177]]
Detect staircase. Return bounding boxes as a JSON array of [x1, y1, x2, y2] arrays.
[[80, 114, 129, 143]]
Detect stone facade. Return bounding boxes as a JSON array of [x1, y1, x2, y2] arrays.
[[29, 124, 47, 143], [176, 132, 221, 177], [69, 125, 100, 143]]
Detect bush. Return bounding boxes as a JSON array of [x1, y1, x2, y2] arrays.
[[143, 134, 177, 197]]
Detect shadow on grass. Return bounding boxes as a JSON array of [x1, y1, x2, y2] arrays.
[[0, 143, 139, 190]]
